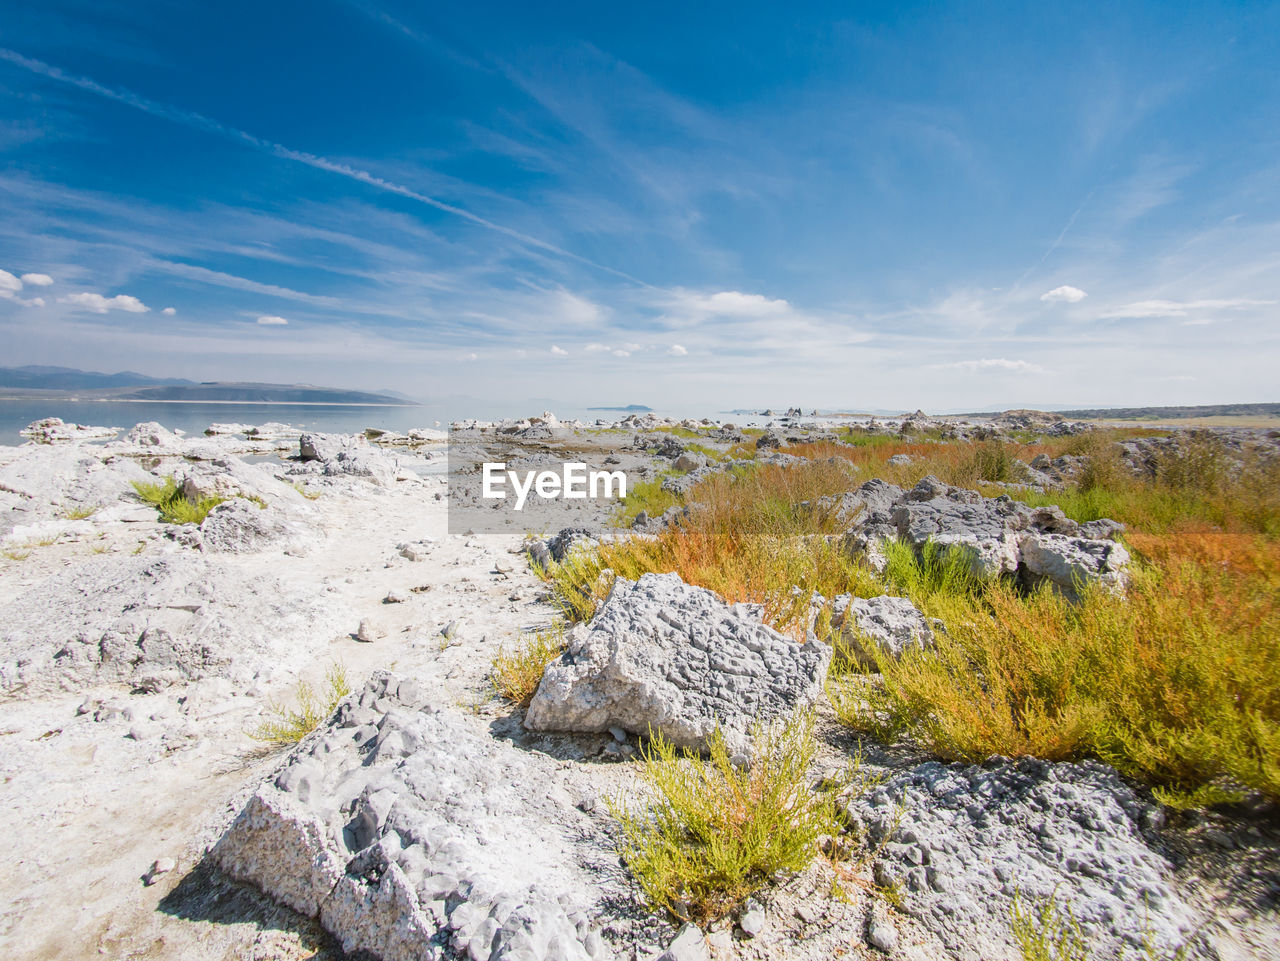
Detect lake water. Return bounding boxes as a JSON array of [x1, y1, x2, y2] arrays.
[[0, 399, 762, 445]]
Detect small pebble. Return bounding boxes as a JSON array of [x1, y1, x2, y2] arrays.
[[738, 908, 767, 938], [143, 857, 176, 885]]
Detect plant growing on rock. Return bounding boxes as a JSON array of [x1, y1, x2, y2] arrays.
[[608, 711, 847, 922], [131, 476, 226, 525], [250, 663, 352, 747], [490, 625, 566, 706]]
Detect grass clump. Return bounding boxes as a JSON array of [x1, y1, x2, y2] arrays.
[[61, 504, 99, 520], [132, 476, 226, 525], [491, 624, 566, 706], [610, 711, 844, 922], [838, 550, 1280, 804], [1009, 893, 1088, 961], [1010, 892, 1189, 961], [615, 475, 684, 527], [250, 663, 352, 747]]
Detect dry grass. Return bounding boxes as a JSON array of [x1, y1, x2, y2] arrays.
[[547, 458, 881, 636], [834, 545, 1280, 806], [490, 625, 566, 706], [250, 664, 352, 747]]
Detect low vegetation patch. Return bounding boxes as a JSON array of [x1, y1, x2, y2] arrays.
[[490, 625, 566, 706], [833, 543, 1280, 806], [61, 504, 99, 520], [132, 476, 226, 525], [250, 663, 352, 747], [609, 712, 846, 922], [543, 426, 1280, 808], [548, 458, 881, 635]]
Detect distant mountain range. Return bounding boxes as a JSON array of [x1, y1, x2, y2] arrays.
[[0, 365, 195, 390], [586, 404, 653, 412], [0, 366, 415, 405]]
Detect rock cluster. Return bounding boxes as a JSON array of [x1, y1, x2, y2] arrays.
[[837, 476, 1129, 598], [524, 572, 830, 757], [848, 757, 1198, 960], [292, 432, 406, 487], [214, 672, 620, 961]]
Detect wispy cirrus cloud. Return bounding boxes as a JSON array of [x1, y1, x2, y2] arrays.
[[1100, 298, 1274, 319]]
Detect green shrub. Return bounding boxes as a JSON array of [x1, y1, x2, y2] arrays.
[[609, 712, 845, 922], [131, 477, 226, 525]]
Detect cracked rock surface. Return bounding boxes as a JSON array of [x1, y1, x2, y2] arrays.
[[524, 572, 831, 757], [214, 671, 624, 961], [848, 757, 1199, 961]]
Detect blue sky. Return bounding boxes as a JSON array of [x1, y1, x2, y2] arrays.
[[0, 0, 1277, 412]]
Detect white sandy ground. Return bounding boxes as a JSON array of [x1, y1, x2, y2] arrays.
[[0, 433, 1275, 961], [0, 448, 564, 959]]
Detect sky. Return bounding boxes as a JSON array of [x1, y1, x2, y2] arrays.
[[0, 0, 1278, 413]]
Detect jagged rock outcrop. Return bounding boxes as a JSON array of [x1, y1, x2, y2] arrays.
[[524, 572, 831, 757], [847, 758, 1197, 961], [836, 477, 1129, 598], [0, 555, 348, 693], [292, 432, 404, 487], [213, 672, 619, 961]]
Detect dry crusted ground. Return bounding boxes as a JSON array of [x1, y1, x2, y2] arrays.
[[0, 433, 1275, 961]]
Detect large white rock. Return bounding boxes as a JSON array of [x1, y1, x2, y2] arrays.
[[830, 594, 936, 669], [294, 432, 403, 487], [524, 572, 831, 757], [214, 672, 618, 961]]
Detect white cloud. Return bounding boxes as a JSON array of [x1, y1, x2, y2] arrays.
[[550, 345, 568, 356], [584, 343, 610, 353], [668, 344, 688, 356], [58, 292, 150, 314], [0, 269, 21, 298], [620, 342, 642, 352], [161, 307, 176, 315], [1101, 298, 1273, 319], [20, 272, 53, 286], [464, 352, 478, 361], [943, 358, 1046, 373], [687, 290, 791, 317], [1039, 285, 1088, 304], [257, 315, 289, 325], [24, 297, 45, 308], [611, 349, 630, 357]]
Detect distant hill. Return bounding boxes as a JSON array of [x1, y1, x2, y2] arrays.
[[0, 367, 414, 405], [117, 383, 411, 404], [0, 365, 195, 390], [587, 404, 654, 412], [1052, 403, 1280, 420]]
